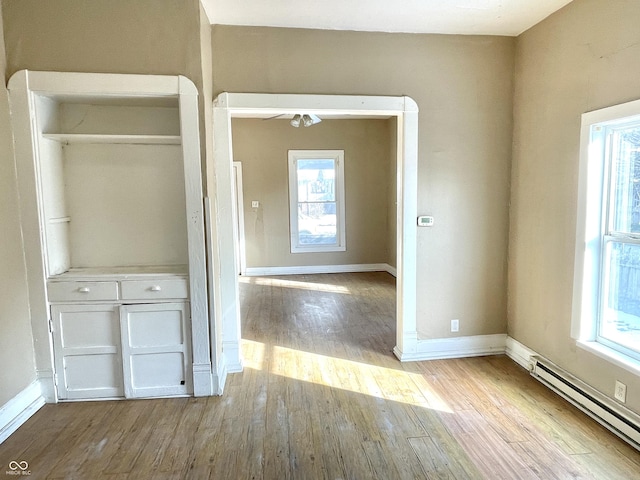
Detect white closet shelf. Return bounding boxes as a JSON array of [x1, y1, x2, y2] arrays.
[[42, 133, 182, 145], [49, 264, 189, 280]]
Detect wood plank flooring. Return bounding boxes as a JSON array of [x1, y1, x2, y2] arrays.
[[1, 272, 639, 479]]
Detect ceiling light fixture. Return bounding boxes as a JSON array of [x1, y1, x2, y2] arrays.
[[290, 113, 322, 128]]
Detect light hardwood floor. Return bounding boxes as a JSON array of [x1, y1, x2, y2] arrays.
[[1, 272, 639, 479]]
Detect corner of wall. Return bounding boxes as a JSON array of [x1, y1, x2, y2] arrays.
[[0, 381, 44, 444], [0, 0, 38, 410]]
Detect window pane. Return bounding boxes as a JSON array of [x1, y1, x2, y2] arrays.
[[297, 159, 336, 203], [600, 241, 640, 353], [298, 202, 337, 245], [611, 127, 640, 234]]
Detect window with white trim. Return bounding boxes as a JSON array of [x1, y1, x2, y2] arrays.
[[574, 99, 640, 366], [288, 150, 346, 253]]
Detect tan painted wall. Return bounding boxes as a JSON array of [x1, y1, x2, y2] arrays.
[[215, 26, 514, 338], [2, 0, 202, 82], [232, 118, 394, 268], [0, 2, 37, 406], [199, 2, 214, 188], [510, 0, 640, 412]]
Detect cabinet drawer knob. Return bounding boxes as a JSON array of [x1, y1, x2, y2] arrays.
[[77, 287, 91, 293], [150, 285, 162, 292]]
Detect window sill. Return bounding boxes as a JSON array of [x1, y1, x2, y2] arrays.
[[577, 340, 640, 377], [291, 246, 347, 254]]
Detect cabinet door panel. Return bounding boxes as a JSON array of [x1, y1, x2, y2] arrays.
[[64, 354, 122, 391], [58, 309, 120, 348], [128, 309, 185, 347], [120, 303, 191, 398], [51, 304, 124, 399], [130, 352, 186, 389]]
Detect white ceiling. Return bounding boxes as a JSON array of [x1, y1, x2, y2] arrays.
[[203, 0, 573, 37]]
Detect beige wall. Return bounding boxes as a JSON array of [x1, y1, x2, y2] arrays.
[[510, 0, 640, 412], [0, 2, 37, 406], [199, 2, 215, 187], [215, 26, 514, 338], [232, 118, 394, 268], [2, 0, 202, 82]]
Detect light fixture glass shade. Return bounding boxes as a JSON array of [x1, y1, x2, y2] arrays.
[[290, 114, 301, 127], [302, 114, 313, 127]]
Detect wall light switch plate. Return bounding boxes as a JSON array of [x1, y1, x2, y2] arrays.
[[251, 201, 259, 208]]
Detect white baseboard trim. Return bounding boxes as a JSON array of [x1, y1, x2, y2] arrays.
[[0, 381, 45, 444], [36, 368, 56, 403], [214, 354, 228, 396], [397, 333, 507, 362], [505, 336, 537, 371], [244, 263, 394, 277], [192, 362, 214, 397], [222, 340, 243, 373]]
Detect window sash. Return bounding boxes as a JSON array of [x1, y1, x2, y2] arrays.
[[596, 122, 640, 359]]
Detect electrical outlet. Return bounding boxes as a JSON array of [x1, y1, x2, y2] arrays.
[[251, 200, 259, 208], [451, 319, 459, 332], [615, 380, 627, 403]]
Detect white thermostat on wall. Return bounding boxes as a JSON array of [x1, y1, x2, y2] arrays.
[[417, 215, 434, 227]]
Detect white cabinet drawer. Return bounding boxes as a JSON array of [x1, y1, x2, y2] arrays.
[[120, 279, 188, 300], [48, 281, 119, 302]]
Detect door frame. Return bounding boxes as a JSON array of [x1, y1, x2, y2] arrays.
[[211, 93, 420, 376], [232, 161, 247, 276]]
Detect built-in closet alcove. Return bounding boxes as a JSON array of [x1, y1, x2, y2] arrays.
[[9, 71, 213, 402]]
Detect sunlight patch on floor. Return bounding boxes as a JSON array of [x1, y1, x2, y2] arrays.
[[242, 338, 452, 413], [242, 337, 266, 370], [239, 276, 352, 294]]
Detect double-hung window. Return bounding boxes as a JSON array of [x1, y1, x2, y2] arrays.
[[574, 99, 640, 370], [288, 150, 346, 253]]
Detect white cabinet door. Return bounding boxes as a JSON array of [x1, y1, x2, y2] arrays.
[[120, 303, 192, 398], [51, 304, 124, 399]]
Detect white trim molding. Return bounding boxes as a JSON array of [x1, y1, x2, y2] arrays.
[[505, 336, 538, 371], [0, 381, 45, 444], [243, 263, 395, 277], [213, 93, 419, 369], [213, 351, 229, 396], [394, 334, 507, 362]]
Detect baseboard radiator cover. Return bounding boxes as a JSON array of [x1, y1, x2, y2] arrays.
[[531, 357, 640, 450]]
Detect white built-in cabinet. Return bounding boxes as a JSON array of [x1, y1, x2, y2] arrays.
[[9, 71, 213, 401]]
